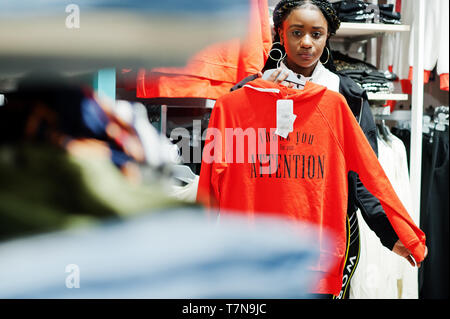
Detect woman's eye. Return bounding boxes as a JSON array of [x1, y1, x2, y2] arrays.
[[312, 32, 322, 38], [292, 30, 302, 37]]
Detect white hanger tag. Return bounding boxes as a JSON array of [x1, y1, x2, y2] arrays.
[[275, 99, 296, 138]]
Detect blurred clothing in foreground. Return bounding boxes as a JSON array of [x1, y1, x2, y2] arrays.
[[0, 209, 332, 299]]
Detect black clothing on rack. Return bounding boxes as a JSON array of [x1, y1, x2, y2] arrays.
[[391, 127, 411, 170], [419, 118, 449, 299]]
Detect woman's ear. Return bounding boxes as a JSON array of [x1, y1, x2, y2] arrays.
[[278, 28, 284, 46]]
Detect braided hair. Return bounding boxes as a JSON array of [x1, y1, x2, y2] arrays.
[[273, 0, 340, 38], [265, 0, 340, 72]]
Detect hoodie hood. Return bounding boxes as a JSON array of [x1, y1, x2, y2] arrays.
[[244, 78, 328, 101]]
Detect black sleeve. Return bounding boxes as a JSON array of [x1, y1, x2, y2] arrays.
[[230, 74, 259, 92], [355, 98, 399, 250], [358, 98, 378, 156], [355, 177, 399, 250]]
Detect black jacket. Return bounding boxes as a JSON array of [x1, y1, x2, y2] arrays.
[[230, 72, 399, 250], [337, 73, 398, 250]]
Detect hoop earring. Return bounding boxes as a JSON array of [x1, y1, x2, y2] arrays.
[[321, 47, 330, 65], [268, 42, 286, 68]]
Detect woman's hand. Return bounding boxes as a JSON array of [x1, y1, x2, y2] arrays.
[[392, 239, 428, 268], [257, 68, 295, 88]]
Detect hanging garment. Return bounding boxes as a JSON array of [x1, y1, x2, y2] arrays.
[[136, 0, 272, 100], [419, 0, 449, 91], [383, 0, 449, 93], [391, 126, 411, 170], [419, 126, 449, 299], [196, 78, 426, 296], [350, 134, 418, 299], [276, 61, 380, 300]]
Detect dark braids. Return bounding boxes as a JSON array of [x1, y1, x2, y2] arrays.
[[273, 0, 340, 38], [264, 0, 340, 72]]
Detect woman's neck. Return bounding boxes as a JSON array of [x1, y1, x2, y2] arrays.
[[283, 58, 319, 78]]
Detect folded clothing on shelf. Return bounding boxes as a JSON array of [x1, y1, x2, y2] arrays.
[[333, 0, 367, 13], [332, 0, 401, 24], [333, 50, 396, 94]]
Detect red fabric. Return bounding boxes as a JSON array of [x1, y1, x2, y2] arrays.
[[398, 66, 413, 94], [400, 79, 412, 95], [406, 66, 434, 85], [136, 0, 272, 100], [395, 0, 402, 13], [385, 100, 397, 113], [197, 79, 427, 296], [423, 70, 431, 83], [440, 73, 449, 91], [404, 67, 450, 92]]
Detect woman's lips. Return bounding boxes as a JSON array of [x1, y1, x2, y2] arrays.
[[298, 53, 314, 60]]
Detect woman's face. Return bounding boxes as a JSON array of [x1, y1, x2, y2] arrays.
[[279, 7, 329, 77]]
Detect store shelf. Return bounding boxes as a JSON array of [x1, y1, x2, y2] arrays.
[[335, 22, 410, 40], [367, 92, 409, 101], [117, 93, 217, 109]]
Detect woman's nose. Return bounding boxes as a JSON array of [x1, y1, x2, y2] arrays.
[[300, 35, 313, 48]]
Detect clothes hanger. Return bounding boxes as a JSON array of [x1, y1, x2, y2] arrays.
[[262, 68, 306, 88], [435, 113, 449, 132], [434, 106, 449, 132], [376, 124, 383, 141], [383, 124, 395, 143], [172, 164, 197, 184], [423, 115, 432, 134], [377, 119, 392, 144]]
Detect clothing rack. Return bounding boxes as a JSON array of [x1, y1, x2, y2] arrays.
[[368, 0, 429, 222]]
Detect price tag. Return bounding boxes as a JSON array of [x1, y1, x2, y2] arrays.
[[275, 99, 296, 138]]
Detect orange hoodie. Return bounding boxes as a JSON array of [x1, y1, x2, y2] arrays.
[[197, 78, 426, 296], [136, 0, 272, 100]]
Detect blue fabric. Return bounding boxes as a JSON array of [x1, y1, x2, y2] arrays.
[[109, 148, 133, 167], [0, 209, 329, 299], [81, 98, 109, 137]]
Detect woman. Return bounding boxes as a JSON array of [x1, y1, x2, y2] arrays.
[[231, 0, 426, 299]]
